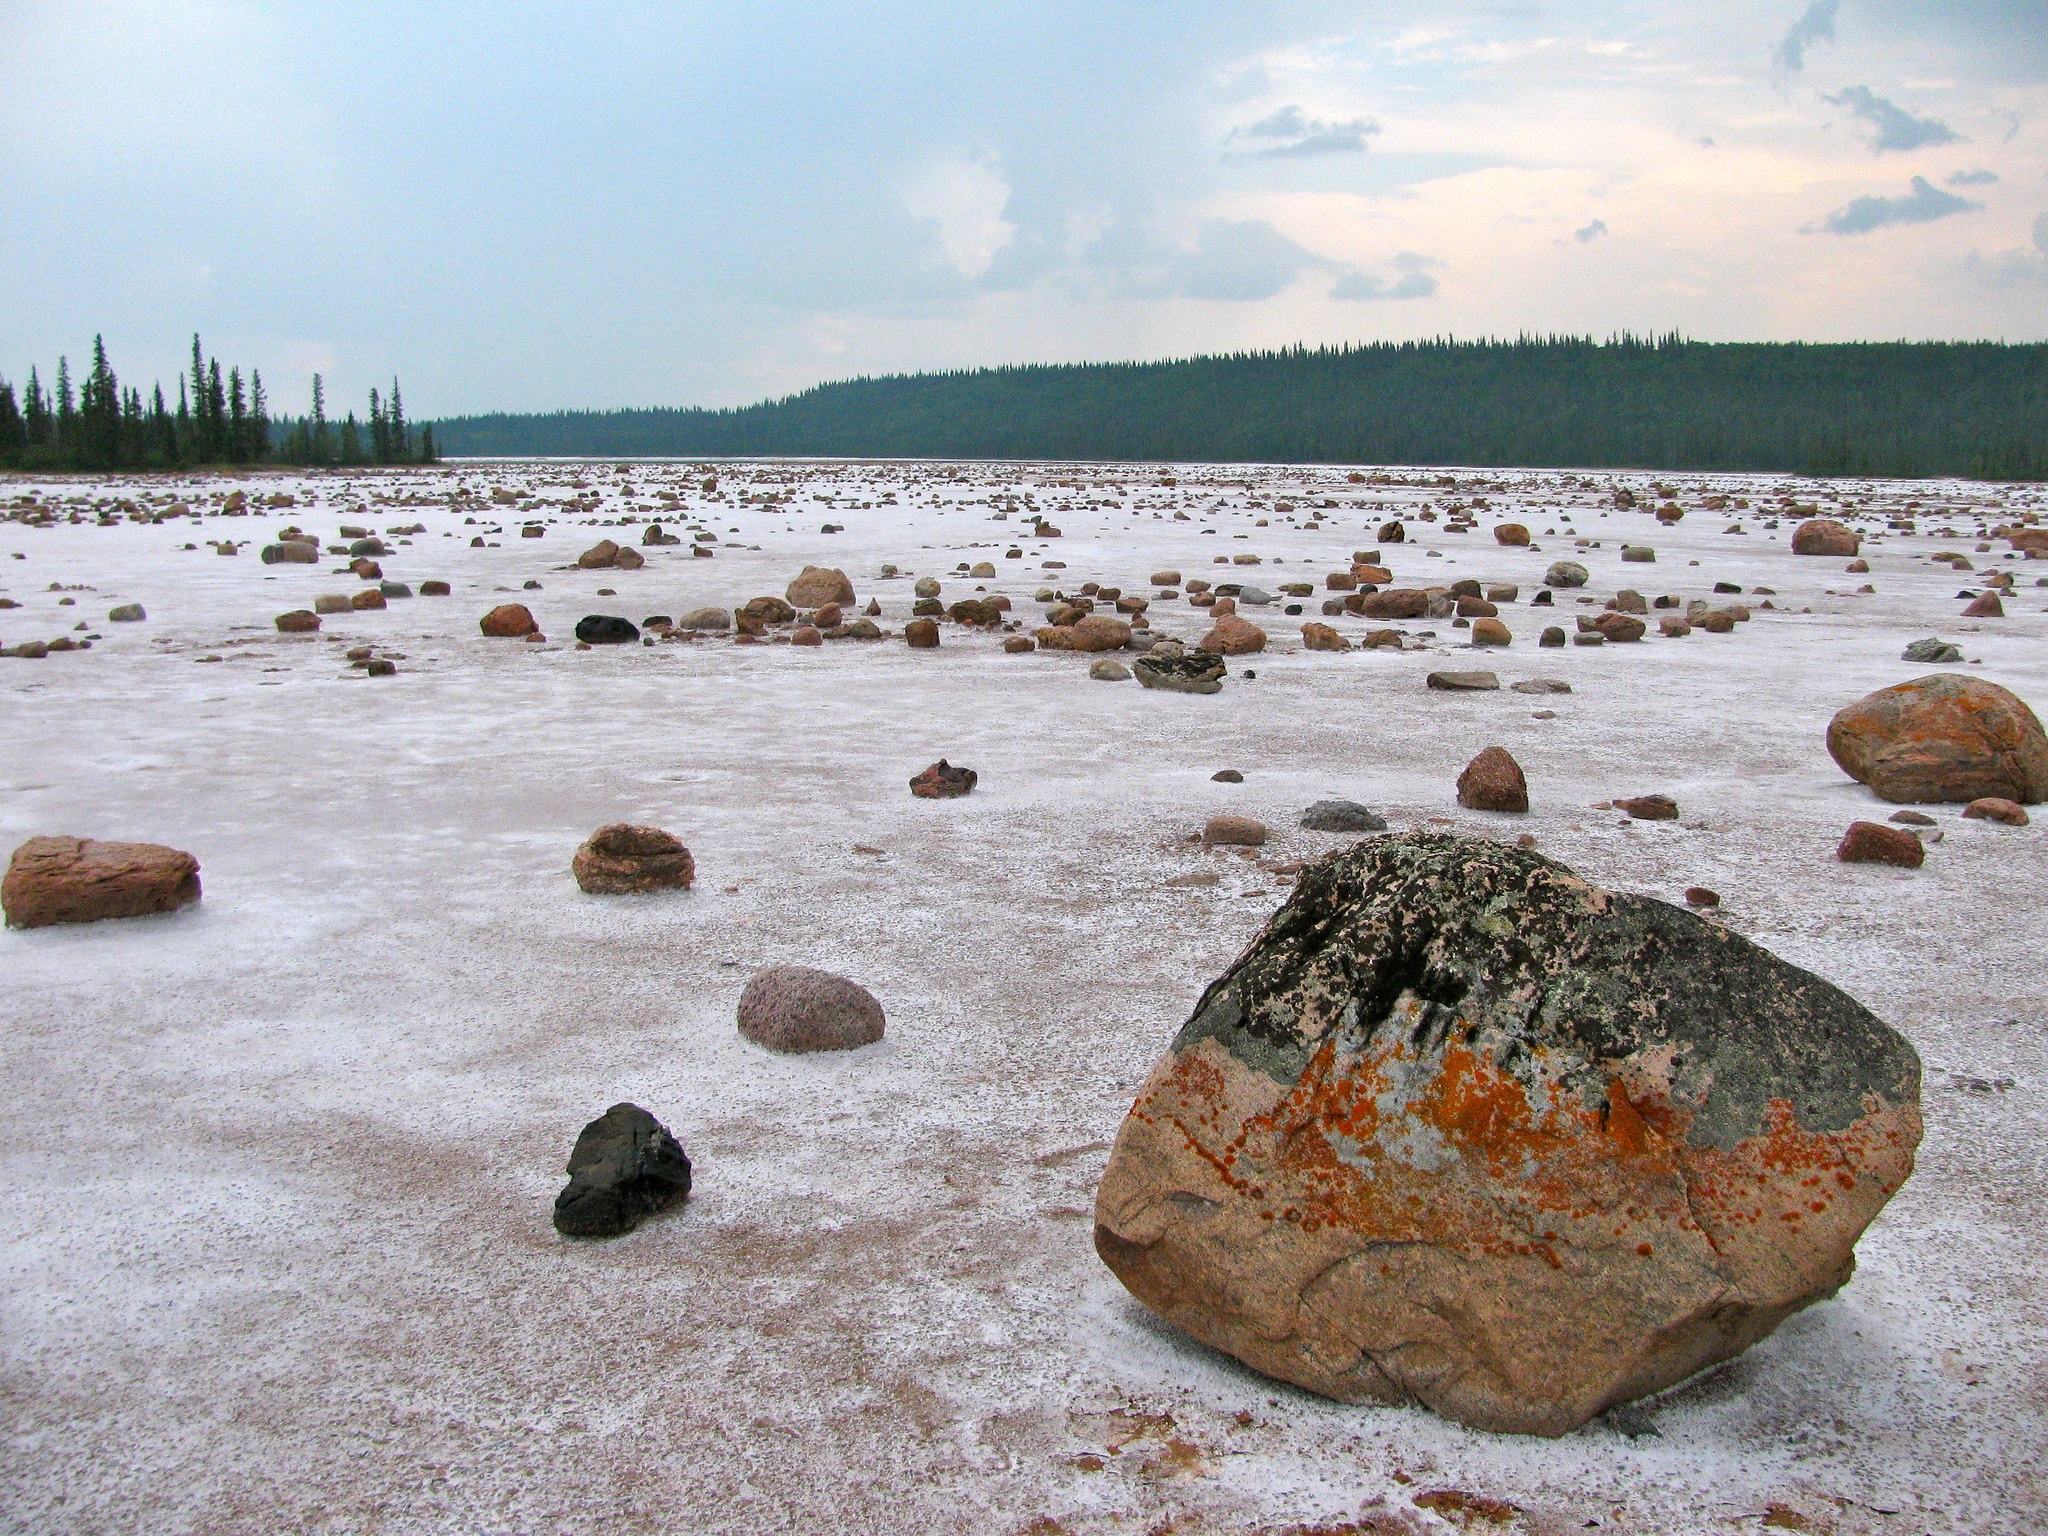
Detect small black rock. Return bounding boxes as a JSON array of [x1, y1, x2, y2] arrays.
[[553, 1103, 692, 1238], [575, 614, 641, 645]]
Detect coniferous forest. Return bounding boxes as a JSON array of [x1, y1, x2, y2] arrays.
[[0, 335, 435, 472], [432, 336, 2048, 480]]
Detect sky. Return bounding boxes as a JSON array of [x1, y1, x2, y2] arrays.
[[2, 0, 2044, 417]]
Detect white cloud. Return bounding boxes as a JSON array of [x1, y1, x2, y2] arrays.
[[901, 155, 1017, 281]]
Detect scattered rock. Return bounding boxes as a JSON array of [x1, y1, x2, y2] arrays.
[[1494, 523, 1531, 546], [905, 618, 940, 648], [1684, 887, 1720, 908], [262, 541, 319, 564], [1457, 746, 1528, 812], [574, 615, 640, 645], [1300, 800, 1387, 833], [1040, 615, 1133, 653], [788, 566, 856, 607], [1659, 617, 1692, 638], [349, 589, 386, 611], [1092, 832, 1921, 1435], [790, 624, 823, 646], [1621, 545, 1656, 563], [1197, 615, 1266, 656], [740, 596, 797, 627], [1150, 569, 1182, 586], [1134, 651, 1226, 694], [1837, 821, 1925, 868], [1428, 670, 1500, 691], [1376, 520, 1406, 544], [1357, 589, 1429, 620], [1590, 612, 1646, 643], [1539, 626, 1566, 648], [1003, 636, 1035, 653], [1202, 815, 1268, 847], [420, 580, 451, 597], [1301, 622, 1350, 652], [107, 603, 145, 623], [1792, 519, 1860, 557], [1212, 769, 1244, 783], [738, 965, 887, 1053], [1615, 794, 1679, 821], [1470, 618, 1511, 646], [1090, 658, 1132, 681], [1887, 810, 1936, 826], [275, 610, 320, 633], [910, 759, 976, 798], [480, 603, 539, 638], [3, 836, 202, 928], [612, 546, 645, 571], [679, 607, 731, 632], [1962, 797, 2029, 826], [551, 1103, 692, 1239], [1827, 674, 2048, 804], [577, 539, 623, 569], [1961, 592, 2005, 618], [949, 598, 1003, 626], [1544, 561, 1589, 588], [572, 824, 696, 894], [1509, 678, 1571, 694]]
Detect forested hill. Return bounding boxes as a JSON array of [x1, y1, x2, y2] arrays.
[[431, 337, 2048, 479]]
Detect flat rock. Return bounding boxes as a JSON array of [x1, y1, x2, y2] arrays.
[[572, 824, 695, 894], [1092, 832, 1921, 1436], [1510, 678, 1571, 694], [552, 1103, 692, 1238], [1134, 651, 1225, 694], [1299, 800, 1388, 833], [1089, 658, 1132, 681], [1428, 670, 1500, 691], [1962, 797, 2028, 826], [275, 610, 320, 633], [1615, 794, 1679, 821], [4, 835, 202, 928], [738, 965, 886, 1053], [1827, 674, 2048, 804]]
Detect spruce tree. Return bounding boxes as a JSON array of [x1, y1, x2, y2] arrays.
[[0, 381, 23, 467], [310, 373, 332, 465], [249, 371, 270, 461], [388, 378, 408, 464], [55, 358, 75, 464]]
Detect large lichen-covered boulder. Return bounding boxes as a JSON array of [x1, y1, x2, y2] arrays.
[[1093, 833, 1920, 1437], [1827, 673, 2048, 805]]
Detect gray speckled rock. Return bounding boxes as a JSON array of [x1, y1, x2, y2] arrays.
[[1094, 832, 1920, 1436], [1544, 561, 1590, 589], [552, 1103, 692, 1238], [738, 966, 886, 1053], [1133, 651, 1225, 695], [1299, 800, 1389, 833]]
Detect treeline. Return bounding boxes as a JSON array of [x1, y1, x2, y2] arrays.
[[431, 336, 2048, 480], [0, 334, 434, 472]]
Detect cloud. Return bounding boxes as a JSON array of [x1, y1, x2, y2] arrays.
[[1575, 219, 1609, 243], [1231, 104, 1380, 158], [1948, 169, 1999, 185], [902, 155, 1016, 280], [1812, 176, 1981, 234], [1828, 85, 1962, 154], [1330, 252, 1441, 301], [1775, 0, 1839, 72], [1170, 219, 1325, 301]]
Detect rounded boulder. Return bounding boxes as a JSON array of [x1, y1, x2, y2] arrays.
[[738, 966, 886, 1053]]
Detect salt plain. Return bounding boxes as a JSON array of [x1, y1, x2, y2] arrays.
[[1, 457, 2044, 1535]]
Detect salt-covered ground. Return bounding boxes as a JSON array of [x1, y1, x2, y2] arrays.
[[1, 457, 2044, 1536]]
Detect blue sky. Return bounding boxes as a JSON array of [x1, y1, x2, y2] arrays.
[[2, 0, 2043, 416]]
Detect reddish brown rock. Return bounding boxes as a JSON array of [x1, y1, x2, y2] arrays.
[[1684, 886, 1720, 908], [4, 836, 201, 928], [1826, 674, 2048, 804], [1697, 610, 1736, 634], [1300, 622, 1350, 652], [1590, 612, 1646, 642], [1202, 815, 1268, 847], [740, 595, 797, 627], [1003, 635, 1035, 653], [1198, 615, 1267, 656], [1659, 616, 1692, 638], [572, 825, 696, 894], [1038, 615, 1132, 653], [910, 758, 976, 798], [480, 603, 539, 637], [1356, 588, 1429, 620], [577, 539, 623, 569], [1961, 592, 2004, 618], [1615, 794, 1678, 821], [738, 965, 885, 1053], [790, 624, 823, 646], [1792, 519, 1860, 557], [812, 602, 843, 628], [612, 545, 645, 571], [1456, 596, 1498, 618], [1962, 797, 2029, 826], [1352, 564, 1393, 585], [1494, 523, 1531, 546], [275, 610, 321, 633], [1837, 821, 1925, 868], [786, 566, 856, 607], [905, 618, 940, 648], [420, 580, 451, 597], [1093, 833, 1921, 1436], [1362, 629, 1404, 650], [1457, 747, 1528, 813], [350, 589, 387, 611], [1470, 617, 1511, 646], [1325, 571, 1358, 591], [948, 598, 1004, 627]]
